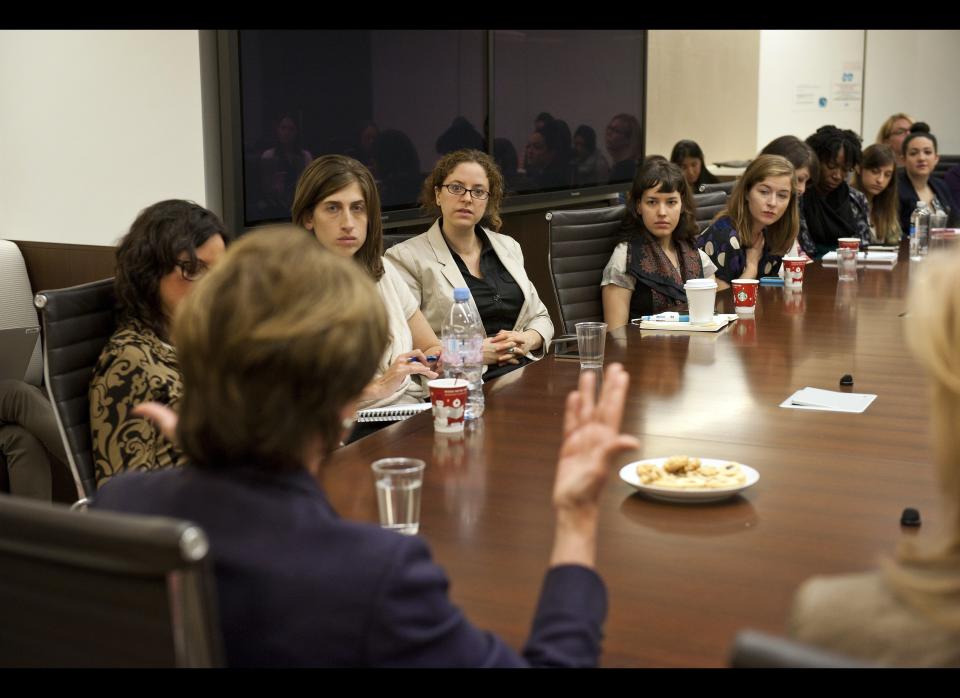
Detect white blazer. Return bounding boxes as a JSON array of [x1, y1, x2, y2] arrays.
[[385, 220, 554, 359]]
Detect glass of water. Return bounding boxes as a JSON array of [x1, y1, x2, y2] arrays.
[[575, 322, 607, 369], [371, 458, 425, 535]]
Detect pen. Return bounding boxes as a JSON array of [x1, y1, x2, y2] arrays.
[[407, 355, 439, 363], [640, 314, 689, 322]]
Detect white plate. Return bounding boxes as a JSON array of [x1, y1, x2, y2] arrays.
[[619, 458, 759, 503]]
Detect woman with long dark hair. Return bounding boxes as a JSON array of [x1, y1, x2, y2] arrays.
[[670, 139, 719, 192], [853, 144, 901, 245]]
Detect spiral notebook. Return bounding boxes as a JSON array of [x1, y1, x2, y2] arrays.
[[356, 402, 432, 423]]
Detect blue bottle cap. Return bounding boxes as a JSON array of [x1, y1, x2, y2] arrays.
[[453, 287, 470, 302]]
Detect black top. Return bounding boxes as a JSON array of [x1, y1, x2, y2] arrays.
[[896, 168, 960, 233], [443, 223, 526, 338]]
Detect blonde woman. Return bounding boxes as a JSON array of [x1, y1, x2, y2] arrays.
[[853, 144, 902, 245], [876, 113, 914, 167], [789, 249, 960, 666], [695, 155, 800, 290]]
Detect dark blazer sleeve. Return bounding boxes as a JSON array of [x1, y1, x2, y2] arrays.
[[365, 536, 606, 667]]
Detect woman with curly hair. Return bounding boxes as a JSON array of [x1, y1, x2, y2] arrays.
[[802, 125, 871, 257], [89, 200, 230, 488], [387, 149, 554, 380]]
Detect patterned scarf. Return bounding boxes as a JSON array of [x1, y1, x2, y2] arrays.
[[626, 229, 704, 314]]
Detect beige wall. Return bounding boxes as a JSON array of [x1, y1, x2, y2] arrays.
[[645, 30, 760, 165], [0, 30, 206, 247]]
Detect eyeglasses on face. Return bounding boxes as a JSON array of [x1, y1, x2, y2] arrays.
[[890, 128, 911, 137], [175, 260, 210, 282], [439, 183, 490, 200]]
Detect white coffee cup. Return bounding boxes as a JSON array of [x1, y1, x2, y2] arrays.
[[684, 278, 718, 324]]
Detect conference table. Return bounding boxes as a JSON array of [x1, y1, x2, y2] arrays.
[[322, 243, 940, 667]]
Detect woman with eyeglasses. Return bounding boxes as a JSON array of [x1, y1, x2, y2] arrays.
[[89, 200, 230, 488], [695, 155, 800, 290], [386, 149, 554, 380], [896, 123, 960, 234], [876, 113, 914, 167], [291, 155, 441, 429], [801, 125, 871, 258]]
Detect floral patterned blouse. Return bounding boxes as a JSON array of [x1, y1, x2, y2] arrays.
[[696, 216, 783, 283], [89, 318, 186, 488]]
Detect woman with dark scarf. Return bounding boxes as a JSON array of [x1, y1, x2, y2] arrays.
[[601, 160, 717, 329], [801, 125, 871, 258]]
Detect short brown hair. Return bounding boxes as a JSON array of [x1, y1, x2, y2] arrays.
[[418, 149, 505, 231], [722, 154, 799, 256], [173, 226, 388, 471], [622, 159, 698, 244], [291, 154, 385, 281]]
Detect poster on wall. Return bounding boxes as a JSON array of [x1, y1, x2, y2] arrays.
[[794, 84, 823, 111], [830, 61, 862, 110]]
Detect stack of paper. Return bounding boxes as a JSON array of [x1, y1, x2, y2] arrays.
[[779, 387, 877, 413], [821, 250, 898, 267]]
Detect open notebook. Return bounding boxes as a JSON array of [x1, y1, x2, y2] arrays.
[[356, 402, 432, 423]]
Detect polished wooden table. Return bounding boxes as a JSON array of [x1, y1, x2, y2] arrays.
[[323, 246, 939, 667]]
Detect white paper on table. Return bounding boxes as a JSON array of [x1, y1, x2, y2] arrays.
[[779, 387, 877, 413], [821, 250, 898, 265]]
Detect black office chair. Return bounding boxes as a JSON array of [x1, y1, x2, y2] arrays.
[[693, 190, 729, 233], [729, 630, 875, 668], [545, 204, 625, 337], [699, 180, 736, 195], [0, 495, 222, 667], [34, 278, 116, 504], [383, 232, 419, 251]]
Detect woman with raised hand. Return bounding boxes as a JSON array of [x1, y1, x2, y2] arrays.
[[802, 125, 871, 257], [601, 159, 717, 329], [789, 247, 960, 666], [386, 149, 554, 381], [92, 228, 641, 667], [696, 155, 799, 290], [670, 139, 719, 192], [89, 200, 230, 488], [853, 144, 902, 245], [291, 155, 441, 417], [896, 123, 960, 233]]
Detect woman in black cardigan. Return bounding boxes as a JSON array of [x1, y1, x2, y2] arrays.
[[897, 123, 960, 233]]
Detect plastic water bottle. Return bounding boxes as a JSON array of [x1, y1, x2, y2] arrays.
[[441, 287, 485, 420], [909, 201, 929, 259]]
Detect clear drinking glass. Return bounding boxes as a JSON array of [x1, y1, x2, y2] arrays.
[[371, 458, 425, 535], [837, 247, 858, 282], [575, 322, 607, 369]]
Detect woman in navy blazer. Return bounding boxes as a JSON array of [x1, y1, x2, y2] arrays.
[[90, 227, 639, 667], [897, 123, 960, 232]]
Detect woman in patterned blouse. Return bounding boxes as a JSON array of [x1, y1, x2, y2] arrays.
[[89, 200, 230, 488], [696, 155, 800, 290]]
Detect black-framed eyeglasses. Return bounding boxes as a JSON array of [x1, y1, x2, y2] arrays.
[[175, 260, 210, 282], [439, 183, 490, 200]]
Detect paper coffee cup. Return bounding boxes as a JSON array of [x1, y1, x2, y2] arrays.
[[428, 378, 468, 433], [782, 256, 807, 289], [837, 237, 860, 251], [684, 278, 718, 324], [731, 278, 759, 314]]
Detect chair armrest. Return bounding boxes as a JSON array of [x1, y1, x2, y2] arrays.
[[552, 335, 578, 355]]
